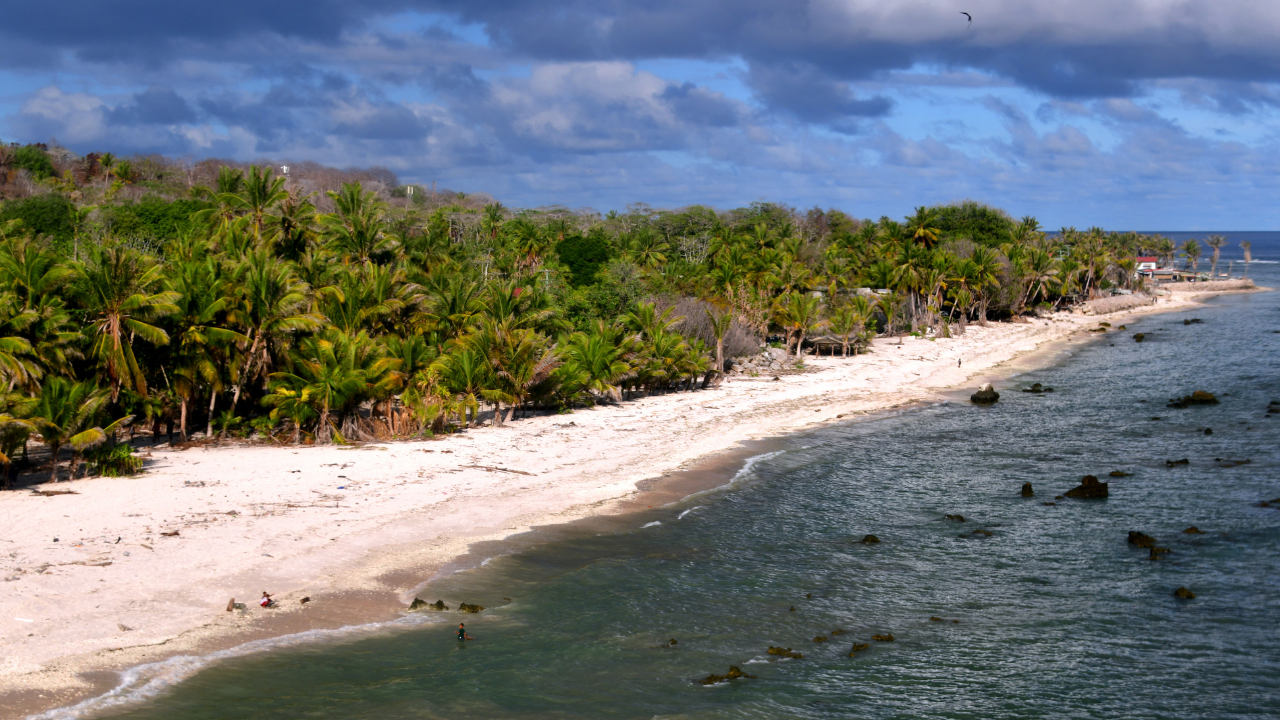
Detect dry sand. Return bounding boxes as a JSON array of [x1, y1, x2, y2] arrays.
[[0, 288, 1256, 719]]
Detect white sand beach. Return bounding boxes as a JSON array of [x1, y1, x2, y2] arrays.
[[0, 288, 1254, 719]]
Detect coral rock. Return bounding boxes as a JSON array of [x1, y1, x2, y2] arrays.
[[458, 602, 485, 613], [1021, 482, 1034, 497], [698, 666, 756, 685], [859, 534, 880, 544], [1127, 531, 1157, 548], [768, 646, 804, 659], [1174, 587, 1196, 599], [1183, 527, 1205, 535], [1065, 475, 1109, 499], [872, 633, 895, 642]]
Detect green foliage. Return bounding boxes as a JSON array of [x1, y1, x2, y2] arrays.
[[104, 197, 208, 244], [85, 442, 144, 476], [0, 193, 75, 244], [11, 146, 56, 179], [555, 227, 613, 287], [932, 201, 1015, 246]]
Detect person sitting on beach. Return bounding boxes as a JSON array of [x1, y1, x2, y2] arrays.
[[260, 592, 275, 608], [457, 623, 473, 641]]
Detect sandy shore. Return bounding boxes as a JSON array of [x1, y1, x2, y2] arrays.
[[0, 288, 1258, 719]]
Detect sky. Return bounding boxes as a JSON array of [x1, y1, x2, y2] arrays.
[[3, 0, 1280, 229]]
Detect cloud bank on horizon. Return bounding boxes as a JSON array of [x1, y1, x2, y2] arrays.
[[3, 0, 1279, 227]]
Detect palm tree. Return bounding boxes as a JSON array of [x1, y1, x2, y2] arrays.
[[433, 348, 488, 425], [30, 378, 125, 481], [170, 257, 249, 439], [968, 246, 1002, 325], [775, 292, 823, 357], [905, 206, 941, 249], [1240, 241, 1253, 277], [71, 244, 179, 400], [1180, 239, 1202, 272], [234, 165, 288, 244], [827, 306, 858, 358], [704, 305, 734, 374], [1205, 235, 1227, 277], [226, 249, 323, 414], [323, 182, 393, 263], [563, 329, 629, 403]]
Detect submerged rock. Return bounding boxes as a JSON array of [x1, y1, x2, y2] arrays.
[[1148, 547, 1171, 560], [1021, 482, 1035, 497], [1133, 333, 1146, 342], [768, 646, 804, 659], [971, 529, 993, 537], [1183, 527, 1205, 534], [698, 666, 756, 685], [1065, 475, 1109, 499], [1109, 470, 1133, 477], [1174, 587, 1196, 599], [831, 629, 845, 636], [930, 616, 943, 622], [1168, 391, 1219, 408], [859, 534, 881, 544], [1128, 531, 1157, 548], [872, 633, 895, 642], [813, 636, 827, 643], [458, 602, 485, 613], [944, 514, 966, 522], [970, 384, 1000, 405], [1166, 458, 1190, 467], [848, 643, 870, 655], [1184, 318, 1204, 325]]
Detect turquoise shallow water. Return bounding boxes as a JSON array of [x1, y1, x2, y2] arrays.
[[55, 257, 1280, 720]]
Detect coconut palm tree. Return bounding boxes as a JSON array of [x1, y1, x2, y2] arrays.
[[71, 244, 179, 400], [704, 305, 734, 374], [1180, 239, 1202, 272], [1240, 241, 1253, 277], [1205, 235, 1227, 277], [563, 329, 629, 403], [30, 378, 126, 481]]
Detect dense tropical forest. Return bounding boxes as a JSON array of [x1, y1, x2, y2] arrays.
[[0, 141, 1230, 485]]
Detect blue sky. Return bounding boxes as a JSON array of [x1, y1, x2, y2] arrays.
[[3, 0, 1280, 229]]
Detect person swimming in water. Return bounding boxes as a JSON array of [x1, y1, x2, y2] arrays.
[[457, 623, 473, 641]]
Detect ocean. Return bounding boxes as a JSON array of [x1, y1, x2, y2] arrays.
[[39, 235, 1280, 720]]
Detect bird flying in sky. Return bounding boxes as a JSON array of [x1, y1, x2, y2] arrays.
[[960, 11, 972, 27]]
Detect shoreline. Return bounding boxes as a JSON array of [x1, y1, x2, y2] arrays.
[[2, 286, 1262, 720]]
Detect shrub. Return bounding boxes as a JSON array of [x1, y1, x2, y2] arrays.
[[0, 193, 75, 244], [85, 442, 144, 477], [11, 145, 56, 179]]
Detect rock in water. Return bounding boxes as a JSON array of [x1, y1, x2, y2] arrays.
[[458, 602, 485, 613], [1174, 587, 1196, 599], [1166, 458, 1190, 467], [1133, 333, 1146, 342], [1065, 475, 1109, 499], [1148, 547, 1170, 560], [872, 633, 895, 642], [1021, 482, 1034, 497], [970, 384, 1000, 405], [409, 598, 449, 611], [1109, 470, 1133, 477], [1168, 391, 1219, 408], [859, 534, 880, 544], [1127, 531, 1157, 548], [848, 643, 870, 655], [813, 636, 827, 643], [768, 646, 804, 659], [698, 666, 756, 685], [944, 514, 966, 522], [1183, 527, 1205, 534]]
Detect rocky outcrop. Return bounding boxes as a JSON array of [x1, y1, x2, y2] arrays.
[[944, 514, 965, 522], [1127, 531, 1157, 548], [1183, 527, 1205, 534], [409, 598, 449, 611], [872, 633, 895, 642], [1022, 383, 1055, 393], [1174, 587, 1196, 599], [970, 384, 1000, 405], [848, 643, 870, 655], [1133, 333, 1146, 342], [859, 534, 880, 544], [813, 636, 827, 643], [458, 602, 485, 613], [768, 646, 804, 659], [1167, 391, 1219, 408], [1109, 470, 1133, 477], [1065, 475, 1109, 498], [698, 666, 756, 685], [1021, 482, 1034, 497], [1166, 458, 1190, 467]]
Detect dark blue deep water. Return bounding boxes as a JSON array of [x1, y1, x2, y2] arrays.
[[49, 239, 1280, 720]]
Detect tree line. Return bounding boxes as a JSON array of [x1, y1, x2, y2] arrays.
[[0, 143, 1235, 485]]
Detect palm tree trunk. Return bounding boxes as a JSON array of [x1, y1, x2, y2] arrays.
[[180, 399, 188, 441], [206, 391, 217, 438], [49, 441, 60, 482]]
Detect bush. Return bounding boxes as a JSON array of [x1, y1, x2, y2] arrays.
[[0, 193, 75, 244], [85, 442, 144, 477], [555, 227, 613, 287], [105, 197, 207, 243], [11, 145, 56, 179], [932, 201, 1015, 247]]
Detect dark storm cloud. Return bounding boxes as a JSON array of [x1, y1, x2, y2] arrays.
[[106, 87, 197, 125], [746, 62, 892, 122], [660, 83, 740, 127]]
